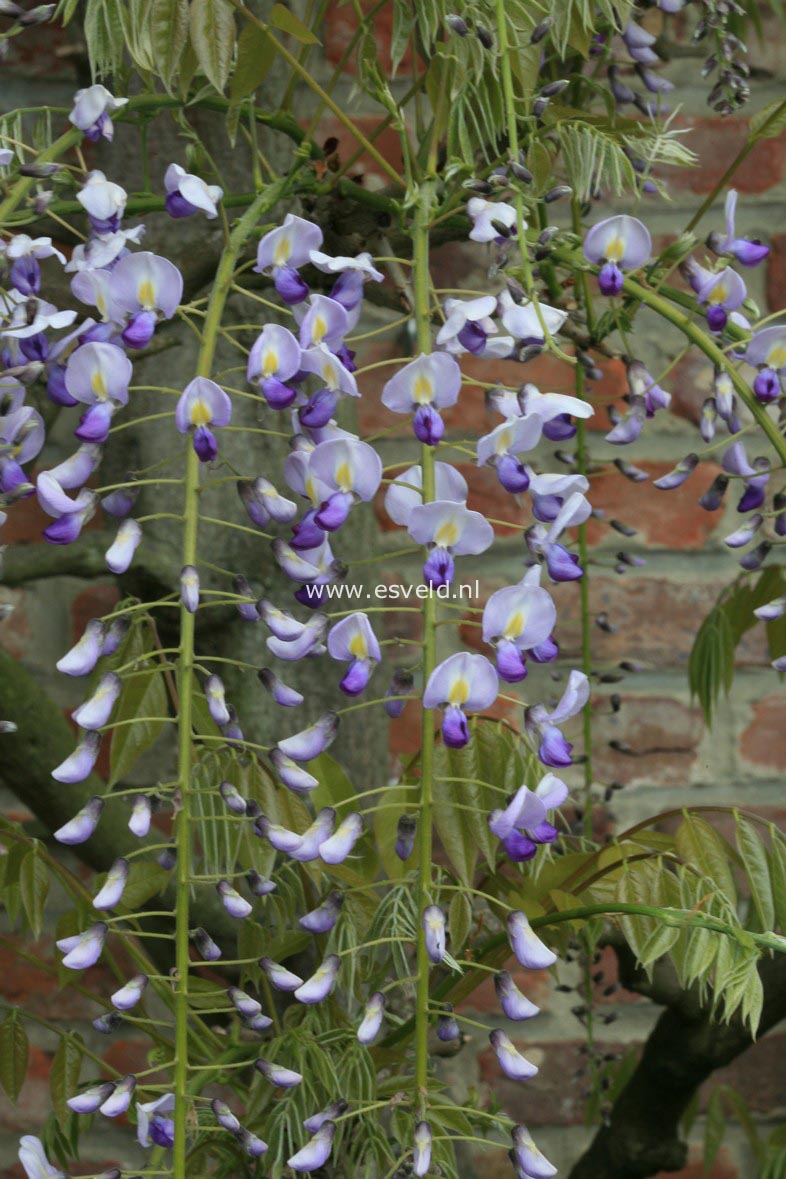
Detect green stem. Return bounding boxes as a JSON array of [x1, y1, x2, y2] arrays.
[[413, 179, 437, 1117], [171, 185, 286, 1179]]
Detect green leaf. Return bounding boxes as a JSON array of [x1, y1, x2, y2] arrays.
[[109, 663, 168, 785], [751, 99, 786, 141], [83, 0, 126, 79], [688, 601, 735, 725], [448, 891, 472, 956], [50, 1036, 84, 1129], [230, 22, 276, 101], [0, 1009, 29, 1103], [675, 816, 737, 907], [19, 844, 49, 939], [150, 0, 190, 90], [736, 818, 774, 931], [270, 2, 320, 44], [770, 832, 786, 933], [189, 0, 236, 92]]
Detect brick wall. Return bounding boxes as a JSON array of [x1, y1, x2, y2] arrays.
[[1, 8, 785, 1178]]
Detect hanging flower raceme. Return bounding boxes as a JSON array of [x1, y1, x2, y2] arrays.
[[583, 214, 652, 295], [423, 652, 498, 748], [382, 351, 462, 444], [175, 377, 232, 461], [408, 500, 494, 588], [254, 213, 323, 304]]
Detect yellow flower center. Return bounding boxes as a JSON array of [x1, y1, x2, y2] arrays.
[[448, 677, 469, 705], [189, 399, 212, 426], [503, 610, 525, 640], [413, 373, 433, 404], [137, 279, 156, 310], [348, 632, 368, 659], [605, 236, 624, 262], [273, 237, 291, 267], [434, 519, 459, 547], [91, 369, 108, 400], [312, 314, 327, 342], [335, 460, 352, 492], [261, 349, 278, 377]]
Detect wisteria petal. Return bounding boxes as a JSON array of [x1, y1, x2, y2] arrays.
[[381, 351, 462, 412], [423, 651, 498, 712], [507, 911, 557, 969]]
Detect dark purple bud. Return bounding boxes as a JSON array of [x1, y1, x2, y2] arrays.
[[18, 162, 61, 177], [533, 96, 550, 118], [299, 889, 344, 934], [497, 455, 530, 492], [191, 926, 222, 961], [157, 845, 177, 870], [614, 458, 649, 482], [219, 780, 248, 814], [299, 388, 339, 429], [193, 425, 218, 462], [598, 260, 624, 296], [530, 16, 552, 42], [228, 987, 262, 1018], [476, 23, 493, 47], [496, 640, 528, 683], [395, 814, 416, 860], [530, 634, 559, 663], [247, 870, 276, 896], [753, 368, 781, 404], [494, 970, 540, 1020], [211, 1099, 241, 1133], [102, 485, 138, 518], [274, 265, 309, 305], [511, 162, 533, 183], [740, 541, 771, 571], [446, 12, 468, 34], [165, 190, 199, 219], [442, 704, 469, 748], [545, 543, 583, 582], [413, 404, 444, 445], [698, 474, 729, 511], [9, 256, 41, 296], [544, 185, 572, 203], [616, 550, 646, 567], [232, 575, 259, 621], [384, 668, 414, 717], [423, 546, 454, 588], [92, 1012, 122, 1034], [261, 375, 297, 409], [122, 311, 157, 350], [542, 413, 577, 442], [315, 490, 354, 531], [653, 453, 698, 490], [437, 1004, 460, 1041]]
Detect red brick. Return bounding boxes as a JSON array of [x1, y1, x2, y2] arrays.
[[591, 695, 705, 788], [740, 693, 786, 772], [585, 462, 724, 549], [0, 938, 112, 1021], [707, 1033, 786, 1115], [766, 234, 786, 315], [71, 582, 121, 640], [309, 115, 405, 186], [666, 117, 786, 195], [324, 2, 413, 75]]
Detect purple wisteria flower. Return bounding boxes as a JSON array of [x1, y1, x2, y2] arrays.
[[288, 1122, 337, 1172], [293, 954, 340, 1003], [18, 1137, 64, 1179], [254, 213, 323, 304], [175, 377, 232, 461], [54, 796, 104, 845], [511, 1125, 557, 1177], [69, 85, 128, 142], [1, 234, 65, 296], [56, 620, 105, 678], [709, 190, 770, 266], [494, 971, 540, 1020], [489, 1029, 539, 1080], [482, 575, 557, 682], [413, 1121, 433, 1178], [526, 669, 589, 766], [583, 214, 652, 295], [408, 501, 494, 587], [507, 911, 557, 970], [382, 352, 462, 444], [384, 461, 468, 524], [51, 730, 101, 783], [164, 163, 223, 219], [745, 326, 786, 404], [137, 1094, 176, 1148], [497, 290, 568, 345], [56, 921, 107, 970], [76, 171, 127, 233], [93, 857, 129, 909], [357, 991, 386, 1043], [694, 265, 747, 332], [422, 904, 447, 962], [489, 773, 568, 861], [423, 652, 498, 748], [299, 889, 344, 933], [67, 1082, 116, 1115], [110, 973, 148, 1011], [327, 613, 381, 694], [467, 197, 518, 242], [247, 323, 302, 407], [255, 1058, 303, 1088]]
